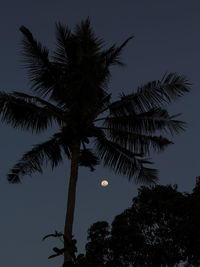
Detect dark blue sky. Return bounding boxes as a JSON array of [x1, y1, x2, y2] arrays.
[[0, 1, 199, 266]]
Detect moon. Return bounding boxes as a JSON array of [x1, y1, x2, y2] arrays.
[[101, 180, 109, 187]]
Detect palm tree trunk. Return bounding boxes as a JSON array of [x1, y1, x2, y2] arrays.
[[64, 140, 80, 264]]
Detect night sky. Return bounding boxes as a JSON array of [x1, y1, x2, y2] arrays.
[[0, 1, 199, 266]]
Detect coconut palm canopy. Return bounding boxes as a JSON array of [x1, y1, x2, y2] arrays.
[[0, 19, 190, 184], [0, 18, 190, 264]]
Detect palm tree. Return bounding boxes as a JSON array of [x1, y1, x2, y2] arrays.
[[0, 18, 190, 265]]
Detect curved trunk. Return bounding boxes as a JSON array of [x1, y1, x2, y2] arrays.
[[63, 140, 80, 264]]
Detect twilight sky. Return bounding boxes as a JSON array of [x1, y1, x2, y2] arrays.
[[0, 1, 200, 266]]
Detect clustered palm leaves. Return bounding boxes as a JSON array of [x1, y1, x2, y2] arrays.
[[0, 18, 190, 265]]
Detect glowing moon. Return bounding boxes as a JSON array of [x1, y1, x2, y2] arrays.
[[101, 180, 109, 187]]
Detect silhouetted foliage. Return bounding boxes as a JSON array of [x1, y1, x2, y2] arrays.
[[42, 231, 77, 260], [77, 179, 200, 266], [0, 17, 190, 265]]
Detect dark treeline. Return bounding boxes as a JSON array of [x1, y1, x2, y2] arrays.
[[73, 179, 200, 267]]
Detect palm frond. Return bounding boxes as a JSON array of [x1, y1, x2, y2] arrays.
[[52, 19, 109, 106], [54, 18, 103, 65], [101, 127, 172, 154], [95, 131, 158, 184], [79, 148, 99, 171], [0, 92, 58, 132], [97, 93, 112, 115], [103, 108, 185, 136], [74, 17, 104, 52], [7, 134, 63, 183], [103, 36, 134, 67], [42, 231, 64, 241], [53, 22, 72, 64], [20, 26, 59, 96], [48, 247, 65, 259], [109, 73, 190, 114], [135, 166, 158, 184], [13, 92, 65, 122], [20, 26, 49, 64]]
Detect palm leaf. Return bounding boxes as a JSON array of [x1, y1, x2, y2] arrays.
[[101, 127, 172, 155], [13, 91, 65, 122], [103, 36, 134, 67], [42, 231, 64, 241], [7, 134, 63, 183], [79, 148, 99, 171], [20, 26, 60, 97], [74, 17, 104, 53], [20, 26, 49, 65], [102, 108, 185, 136], [95, 131, 158, 184], [53, 22, 72, 65], [109, 73, 190, 114], [48, 247, 65, 259], [0, 92, 57, 132]]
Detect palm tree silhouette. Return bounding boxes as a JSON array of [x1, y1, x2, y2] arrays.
[[0, 18, 190, 265]]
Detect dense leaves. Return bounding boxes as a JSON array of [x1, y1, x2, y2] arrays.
[[77, 179, 200, 266]]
